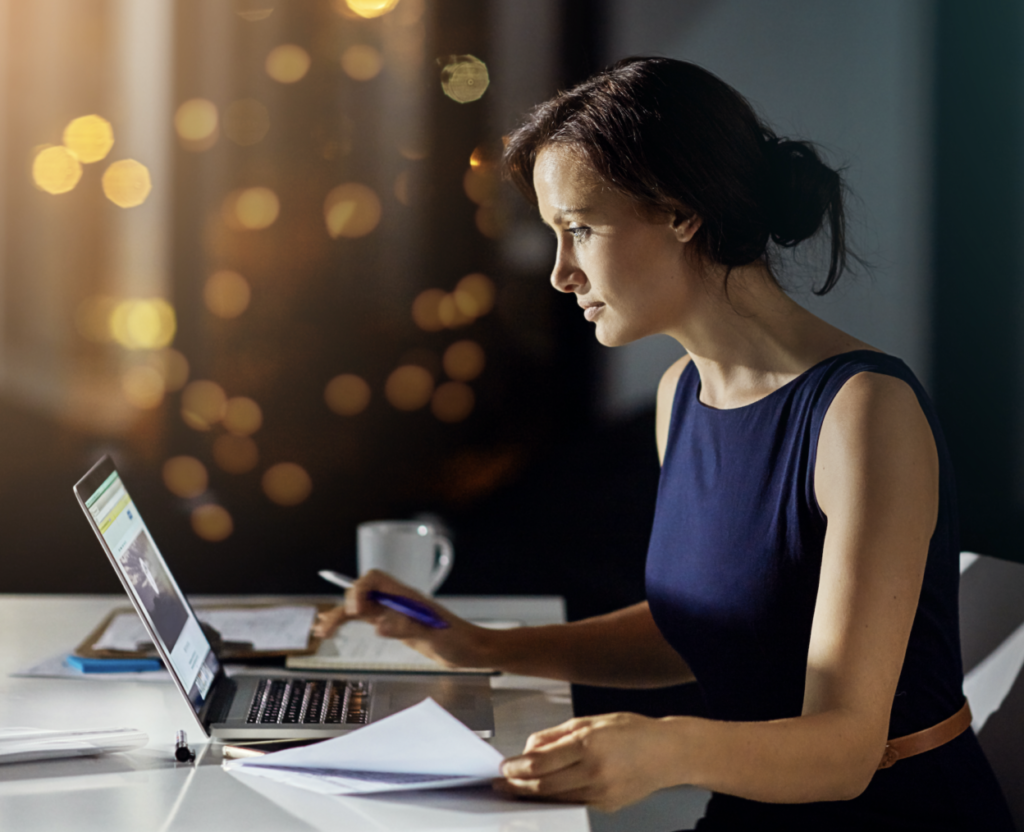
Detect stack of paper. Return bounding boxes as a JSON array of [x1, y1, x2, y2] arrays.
[[225, 698, 504, 795], [0, 728, 148, 764]]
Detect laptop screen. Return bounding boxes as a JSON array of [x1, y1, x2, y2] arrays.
[[75, 457, 220, 716]]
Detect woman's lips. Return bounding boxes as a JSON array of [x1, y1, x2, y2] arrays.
[[583, 303, 604, 322]]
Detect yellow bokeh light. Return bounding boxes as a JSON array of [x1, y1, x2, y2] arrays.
[[455, 273, 496, 317], [163, 456, 208, 499], [385, 365, 434, 411], [236, 0, 274, 21], [324, 183, 381, 238], [224, 98, 270, 146], [338, 0, 400, 19], [341, 45, 383, 80], [325, 373, 371, 416], [226, 187, 280, 230], [161, 348, 190, 391], [32, 146, 82, 194], [394, 170, 411, 206], [262, 462, 312, 506], [266, 44, 311, 83], [437, 293, 473, 328], [109, 298, 176, 350], [463, 167, 497, 206], [411, 288, 445, 332], [102, 159, 152, 208], [224, 396, 263, 436], [122, 365, 165, 409], [63, 115, 114, 164], [213, 434, 259, 474], [431, 381, 474, 423], [443, 340, 485, 381], [192, 504, 233, 541], [204, 270, 251, 318], [440, 55, 490, 103], [175, 99, 219, 148], [181, 380, 227, 430]]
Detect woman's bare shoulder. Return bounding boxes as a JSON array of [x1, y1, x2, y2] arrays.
[[655, 354, 692, 465]]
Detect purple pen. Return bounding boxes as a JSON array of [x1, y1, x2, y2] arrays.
[[318, 570, 449, 629]]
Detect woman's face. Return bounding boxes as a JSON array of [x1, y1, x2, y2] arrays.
[[532, 144, 700, 347]]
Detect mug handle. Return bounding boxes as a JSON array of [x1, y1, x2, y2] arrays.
[[429, 534, 454, 594]]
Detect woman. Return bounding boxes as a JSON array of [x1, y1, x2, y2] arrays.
[[316, 58, 1014, 830]]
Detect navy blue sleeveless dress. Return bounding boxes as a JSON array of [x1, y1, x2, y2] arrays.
[[645, 351, 1014, 831]]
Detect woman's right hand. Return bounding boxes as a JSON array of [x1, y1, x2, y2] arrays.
[[311, 569, 494, 670]]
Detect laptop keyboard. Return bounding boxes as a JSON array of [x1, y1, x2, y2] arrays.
[[245, 678, 370, 725]]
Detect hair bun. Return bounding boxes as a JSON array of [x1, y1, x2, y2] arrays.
[[762, 137, 841, 248]]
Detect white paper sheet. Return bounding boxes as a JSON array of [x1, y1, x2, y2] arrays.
[[225, 697, 505, 795], [287, 619, 519, 673], [91, 606, 317, 652], [0, 727, 148, 764]]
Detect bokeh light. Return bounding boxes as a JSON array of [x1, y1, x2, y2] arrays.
[[384, 365, 434, 411], [226, 187, 280, 230], [443, 340, 485, 381], [181, 380, 227, 430], [394, 171, 411, 206], [32, 146, 82, 194], [223, 396, 263, 436], [163, 456, 208, 499], [213, 434, 259, 474], [161, 348, 190, 391], [431, 381, 474, 423], [475, 205, 508, 239], [122, 365, 165, 409], [324, 183, 381, 238], [175, 99, 219, 149], [63, 115, 114, 163], [109, 298, 176, 349], [411, 289, 445, 332], [341, 45, 383, 80], [338, 0, 400, 19], [236, 0, 274, 21], [192, 504, 233, 541], [102, 159, 152, 208], [266, 44, 310, 83], [204, 270, 251, 318], [224, 98, 269, 146], [439, 55, 489, 103], [262, 462, 312, 506], [437, 293, 473, 328], [325, 374, 371, 416], [463, 166, 497, 206], [454, 273, 495, 317]]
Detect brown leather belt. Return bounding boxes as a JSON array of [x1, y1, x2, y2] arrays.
[[877, 700, 972, 769]]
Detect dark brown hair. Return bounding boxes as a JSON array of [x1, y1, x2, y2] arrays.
[[504, 57, 849, 295]]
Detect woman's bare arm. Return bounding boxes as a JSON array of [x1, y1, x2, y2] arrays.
[[501, 372, 939, 809]]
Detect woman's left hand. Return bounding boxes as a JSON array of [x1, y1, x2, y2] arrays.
[[495, 712, 673, 812]]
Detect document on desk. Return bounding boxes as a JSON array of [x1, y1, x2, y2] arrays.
[[0, 728, 148, 764], [92, 605, 318, 652], [225, 698, 505, 795], [286, 619, 516, 673]]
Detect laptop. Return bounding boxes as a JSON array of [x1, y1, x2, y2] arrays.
[[73, 455, 494, 741]]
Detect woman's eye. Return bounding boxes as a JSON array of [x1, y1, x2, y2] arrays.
[[568, 226, 591, 241]]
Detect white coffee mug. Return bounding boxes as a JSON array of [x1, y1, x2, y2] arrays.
[[356, 520, 454, 596]]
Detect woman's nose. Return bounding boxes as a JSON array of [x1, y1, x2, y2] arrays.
[[550, 245, 583, 293]]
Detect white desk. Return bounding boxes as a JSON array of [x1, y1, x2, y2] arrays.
[[0, 594, 590, 832], [0, 594, 709, 831]]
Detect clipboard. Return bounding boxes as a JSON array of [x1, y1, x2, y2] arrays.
[[74, 602, 335, 661]]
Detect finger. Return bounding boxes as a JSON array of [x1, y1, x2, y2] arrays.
[[311, 605, 349, 637], [502, 737, 583, 781], [522, 720, 585, 752], [499, 763, 596, 799]]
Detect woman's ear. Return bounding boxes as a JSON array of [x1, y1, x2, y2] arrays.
[[672, 212, 702, 243]]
